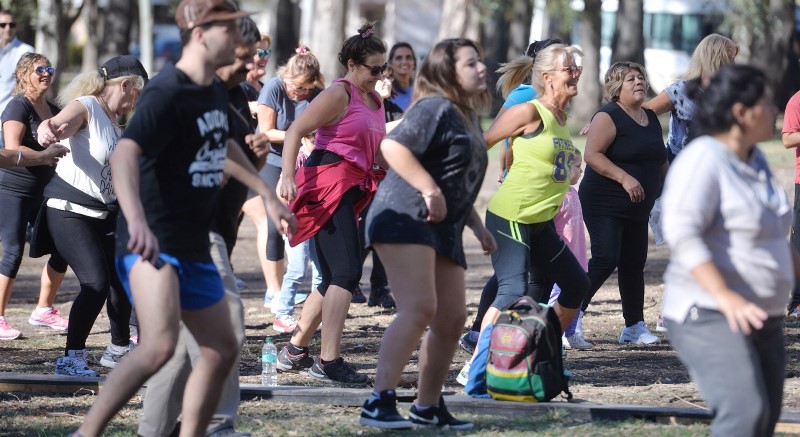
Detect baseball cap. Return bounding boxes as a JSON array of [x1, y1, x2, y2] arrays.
[[175, 0, 251, 30], [99, 55, 149, 83]]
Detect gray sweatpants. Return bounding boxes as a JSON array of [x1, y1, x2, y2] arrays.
[[137, 232, 245, 436], [665, 308, 785, 437]]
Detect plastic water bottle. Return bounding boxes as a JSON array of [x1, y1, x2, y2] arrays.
[[261, 337, 278, 387]]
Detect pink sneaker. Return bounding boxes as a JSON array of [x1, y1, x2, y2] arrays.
[[0, 319, 21, 340], [28, 307, 68, 331], [272, 315, 297, 333]]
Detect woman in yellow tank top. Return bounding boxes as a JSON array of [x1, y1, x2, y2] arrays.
[[478, 44, 590, 336]]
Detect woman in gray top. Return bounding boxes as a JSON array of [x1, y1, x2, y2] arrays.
[[661, 64, 796, 437]]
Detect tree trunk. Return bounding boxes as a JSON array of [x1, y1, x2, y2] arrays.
[[35, 0, 83, 96], [100, 0, 134, 62], [573, 0, 602, 123], [309, 0, 346, 85], [81, 0, 99, 72], [438, 0, 480, 41], [610, 0, 644, 66], [507, 0, 532, 62], [747, 0, 796, 108], [274, 0, 301, 67], [481, 2, 511, 115]]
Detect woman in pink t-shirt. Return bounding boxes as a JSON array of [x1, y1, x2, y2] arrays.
[[275, 23, 387, 384]]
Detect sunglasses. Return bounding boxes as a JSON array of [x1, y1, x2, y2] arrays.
[[559, 65, 583, 76], [35, 66, 55, 75], [0, 22, 16, 29], [361, 63, 389, 76], [257, 49, 271, 59]]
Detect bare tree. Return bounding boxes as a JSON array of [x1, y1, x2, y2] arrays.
[[36, 0, 84, 95], [308, 0, 346, 84], [610, 0, 644, 66], [100, 0, 135, 62], [573, 0, 602, 123], [438, 0, 480, 40], [82, 0, 99, 72], [273, 0, 300, 67]]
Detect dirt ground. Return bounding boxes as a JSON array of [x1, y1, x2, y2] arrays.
[[1, 157, 800, 418]]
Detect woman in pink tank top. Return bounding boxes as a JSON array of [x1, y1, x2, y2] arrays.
[[274, 23, 388, 384]]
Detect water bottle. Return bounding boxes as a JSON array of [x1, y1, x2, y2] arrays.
[[261, 337, 278, 387]]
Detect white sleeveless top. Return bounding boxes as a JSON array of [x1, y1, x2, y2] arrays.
[[47, 95, 121, 218]]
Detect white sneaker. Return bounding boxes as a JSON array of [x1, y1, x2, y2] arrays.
[[456, 362, 470, 386], [619, 321, 661, 345], [55, 350, 97, 377], [656, 313, 668, 332], [563, 332, 593, 349]]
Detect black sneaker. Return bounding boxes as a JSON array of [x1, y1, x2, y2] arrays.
[[408, 396, 473, 430], [359, 390, 413, 429], [368, 285, 396, 309], [351, 285, 367, 304], [308, 357, 368, 384], [276, 346, 313, 373]]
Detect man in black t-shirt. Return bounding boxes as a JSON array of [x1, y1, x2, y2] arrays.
[[137, 16, 270, 437], [74, 1, 294, 436]]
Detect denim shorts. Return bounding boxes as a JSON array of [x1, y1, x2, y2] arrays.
[[115, 253, 225, 310]]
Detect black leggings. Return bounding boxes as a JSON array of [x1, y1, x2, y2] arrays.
[[47, 208, 130, 351], [581, 214, 649, 327], [0, 192, 67, 277], [260, 161, 285, 261]]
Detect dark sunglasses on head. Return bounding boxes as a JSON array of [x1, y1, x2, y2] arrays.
[[361, 63, 389, 76], [0, 22, 16, 29], [257, 49, 271, 59], [35, 66, 55, 75]]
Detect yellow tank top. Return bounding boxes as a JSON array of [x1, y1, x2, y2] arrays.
[[488, 99, 576, 224]]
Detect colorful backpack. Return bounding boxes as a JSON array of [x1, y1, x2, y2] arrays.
[[485, 296, 572, 402]]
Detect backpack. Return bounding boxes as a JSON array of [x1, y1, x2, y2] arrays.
[[485, 296, 572, 402]]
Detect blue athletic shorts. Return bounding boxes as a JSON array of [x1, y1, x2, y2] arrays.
[[115, 253, 225, 310]]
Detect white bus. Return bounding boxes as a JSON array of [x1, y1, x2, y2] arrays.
[[534, 0, 725, 92]]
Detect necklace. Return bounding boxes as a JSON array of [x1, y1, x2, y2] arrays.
[[618, 101, 646, 126], [539, 99, 568, 123], [97, 96, 122, 128]]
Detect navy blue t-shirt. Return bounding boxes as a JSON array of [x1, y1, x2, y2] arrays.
[[116, 64, 229, 261]]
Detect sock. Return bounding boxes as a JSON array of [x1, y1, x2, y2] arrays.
[[413, 403, 435, 412], [320, 357, 337, 365], [287, 343, 307, 355], [35, 306, 53, 314], [368, 391, 382, 403]]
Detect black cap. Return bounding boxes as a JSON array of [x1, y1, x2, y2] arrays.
[[98, 55, 149, 83], [525, 39, 564, 59]]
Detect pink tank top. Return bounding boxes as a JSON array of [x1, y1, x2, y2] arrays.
[[315, 78, 385, 171]]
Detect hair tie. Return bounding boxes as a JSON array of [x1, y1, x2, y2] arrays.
[[360, 27, 375, 39], [98, 67, 108, 80], [295, 46, 308, 55]]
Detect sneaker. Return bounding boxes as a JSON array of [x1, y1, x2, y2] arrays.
[[309, 357, 368, 384], [367, 285, 396, 308], [263, 290, 275, 309], [272, 315, 297, 333], [456, 362, 470, 386], [130, 335, 139, 346], [55, 350, 97, 377], [656, 313, 668, 332], [351, 286, 367, 304], [99, 343, 132, 368], [206, 421, 251, 437], [408, 396, 473, 430], [0, 319, 21, 340], [360, 390, 413, 429], [563, 332, 593, 350], [276, 346, 314, 373], [789, 306, 800, 317], [28, 307, 68, 331], [619, 321, 661, 345], [234, 275, 248, 290], [459, 330, 479, 355], [294, 292, 309, 305]]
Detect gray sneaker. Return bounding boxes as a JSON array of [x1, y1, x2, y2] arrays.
[[276, 346, 314, 372], [308, 357, 368, 384], [55, 350, 97, 377], [99, 343, 132, 368]]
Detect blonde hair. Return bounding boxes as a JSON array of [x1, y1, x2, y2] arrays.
[[412, 38, 491, 122], [14, 53, 50, 96], [496, 44, 583, 98], [682, 34, 738, 81], [603, 61, 648, 102], [277, 45, 325, 89], [57, 72, 145, 108]]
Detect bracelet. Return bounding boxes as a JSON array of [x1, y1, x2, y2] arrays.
[[422, 187, 442, 199], [15, 150, 22, 166]]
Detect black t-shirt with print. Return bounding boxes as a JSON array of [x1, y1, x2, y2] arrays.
[[115, 64, 229, 261], [0, 95, 60, 195]]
